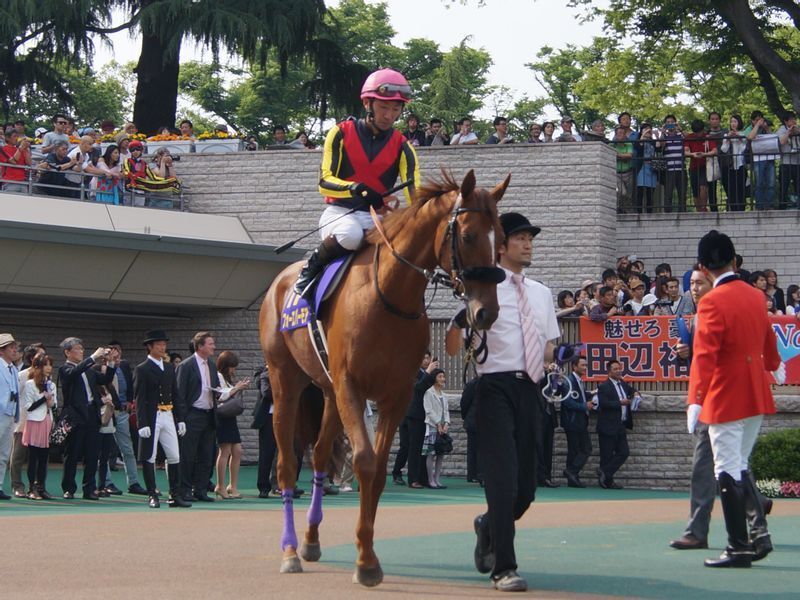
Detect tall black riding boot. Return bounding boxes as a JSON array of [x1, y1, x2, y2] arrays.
[[705, 472, 753, 568], [742, 469, 772, 560], [143, 462, 160, 509], [168, 463, 192, 508], [293, 235, 350, 298]]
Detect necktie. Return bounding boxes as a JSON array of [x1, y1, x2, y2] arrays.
[[616, 381, 628, 421], [511, 273, 544, 382], [9, 365, 18, 420]]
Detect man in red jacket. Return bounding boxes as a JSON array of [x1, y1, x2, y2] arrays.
[[687, 230, 781, 568]]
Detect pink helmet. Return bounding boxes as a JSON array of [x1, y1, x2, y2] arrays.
[[360, 69, 412, 103]]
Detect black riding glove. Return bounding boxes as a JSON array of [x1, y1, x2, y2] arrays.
[[350, 182, 384, 209]]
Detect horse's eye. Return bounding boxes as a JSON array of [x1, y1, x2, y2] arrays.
[[461, 232, 476, 244]]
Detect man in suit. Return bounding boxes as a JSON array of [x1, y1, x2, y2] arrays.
[[59, 337, 116, 500], [687, 230, 781, 568], [175, 331, 220, 502], [252, 364, 276, 498], [134, 330, 191, 508], [595, 359, 638, 489], [392, 351, 437, 488], [560, 356, 592, 488], [671, 265, 774, 556], [0, 333, 20, 500]]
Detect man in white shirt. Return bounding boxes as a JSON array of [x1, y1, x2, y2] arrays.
[[446, 212, 560, 593], [451, 117, 479, 145], [746, 114, 778, 210]]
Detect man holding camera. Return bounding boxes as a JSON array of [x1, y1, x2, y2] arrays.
[[59, 338, 117, 500], [1, 130, 32, 193], [746, 111, 778, 210], [424, 118, 450, 146]]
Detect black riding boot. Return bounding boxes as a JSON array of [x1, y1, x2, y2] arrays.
[[168, 463, 192, 508], [742, 469, 772, 560], [143, 462, 159, 508], [705, 472, 753, 568], [293, 235, 350, 298]]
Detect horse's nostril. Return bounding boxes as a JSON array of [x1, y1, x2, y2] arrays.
[[475, 308, 486, 324]]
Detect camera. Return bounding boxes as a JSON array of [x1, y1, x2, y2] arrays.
[[171, 154, 180, 161]]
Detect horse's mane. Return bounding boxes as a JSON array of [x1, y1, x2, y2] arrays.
[[365, 170, 460, 245]]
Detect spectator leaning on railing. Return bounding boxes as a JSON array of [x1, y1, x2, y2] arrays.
[[1, 130, 32, 192], [37, 141, 80, 198], [776, 111, 800, 209]]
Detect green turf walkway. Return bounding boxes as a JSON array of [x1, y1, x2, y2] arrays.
[[1, 466, 684, 515]]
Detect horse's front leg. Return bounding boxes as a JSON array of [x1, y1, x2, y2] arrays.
[[368, 400, 407, 516], [300, 391, 342, 563]]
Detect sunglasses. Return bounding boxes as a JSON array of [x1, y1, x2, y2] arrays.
[[130, 148, 142, 152], [373, 83, 412, 101]]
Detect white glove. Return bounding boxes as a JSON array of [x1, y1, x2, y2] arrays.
[[177, 422, 186, 437], [138, 426, 151, 439], [687, 404, 702, 434], [773, 361, 787, 385]]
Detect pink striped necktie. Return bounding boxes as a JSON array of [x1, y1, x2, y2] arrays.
[[511, 273, 544, 382]]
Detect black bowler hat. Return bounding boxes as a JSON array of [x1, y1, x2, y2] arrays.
[[142, 330, 170, 345], [500, 212, 541, 238], [697, 230, 736, 270]]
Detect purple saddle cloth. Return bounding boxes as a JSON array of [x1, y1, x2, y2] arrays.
[[280, 255, 352, 332]]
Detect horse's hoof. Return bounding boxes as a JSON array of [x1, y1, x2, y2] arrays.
[[299, 541, 321, 562], [280, 556, 303, 574], [352, 564, 384, 587]]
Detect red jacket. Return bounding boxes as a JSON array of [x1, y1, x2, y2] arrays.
[[688, 276, 780, 424]]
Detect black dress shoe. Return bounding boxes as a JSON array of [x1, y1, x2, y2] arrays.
[[564, 470, 586, 488], [704, 547, 753, 568], [0, 490, 11, 500], [597, 467, 608, 489], [13, 488, 27, 498], [149, 494, 161, 509], [670, 534, 709, 550], [169, 493, 192, 508], [393, 476, 406, 486], [541, 479, 560, 488], [473, 513, 494, 574], [752, 534, 773, 561], [104, 484, 123, 496], [258, 490, 271, 499], [607, 481, 623, 489], [193, 493, 215, 502], [128, 483, 149, 496], [62, 491, 75, 500], [82, 491, 100, 500]]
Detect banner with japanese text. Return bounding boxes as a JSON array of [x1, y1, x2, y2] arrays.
[[578, 315, 799, 384]]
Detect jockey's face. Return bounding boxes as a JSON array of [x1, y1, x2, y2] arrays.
[[365, 98, 404, 132]]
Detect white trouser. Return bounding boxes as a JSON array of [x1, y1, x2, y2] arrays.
[[319, 205, 376, 250], [708, 415, 763, 480], [0, 413, 14, 489], [147, 411, 180, 464]]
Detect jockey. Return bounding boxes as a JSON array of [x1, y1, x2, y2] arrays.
[[294, 68, 421, 297]]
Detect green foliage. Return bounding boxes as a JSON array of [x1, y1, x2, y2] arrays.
[[750, 428, 800, 482]]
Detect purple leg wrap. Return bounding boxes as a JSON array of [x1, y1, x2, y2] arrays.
[[280, 490, 298, 551], [307, 470, 326, 526]]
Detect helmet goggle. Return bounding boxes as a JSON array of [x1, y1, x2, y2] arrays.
[[371, 83, 412, 101]]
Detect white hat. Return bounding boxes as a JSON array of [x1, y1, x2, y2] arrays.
[[642, 293, 657, 307], [0, 333, 17, 348]]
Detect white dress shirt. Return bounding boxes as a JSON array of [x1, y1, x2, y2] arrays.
[[192, 354, 214, 410], [476, 267, 560, 377]]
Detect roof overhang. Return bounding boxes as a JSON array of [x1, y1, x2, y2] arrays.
[[0, 194, 305, 309]]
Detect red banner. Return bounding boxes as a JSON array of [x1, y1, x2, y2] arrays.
[[578, 315, 800, 384]]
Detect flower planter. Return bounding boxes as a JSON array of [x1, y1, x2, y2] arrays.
[[146, 140, 195, 155], [194, 139, 243, 153]]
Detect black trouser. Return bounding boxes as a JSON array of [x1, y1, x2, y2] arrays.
[[538, 409, 556, 483], [406, 417, 427, 486], [466, 429, 481, 481], [477, 373, 540, 578], [723, 167, 747, 211], [179, 408, 215, 496], [392, 416, 410, 478], [663, 169, 687, 212], [62, 420, 100, 495], [96, 432, 115, 489], [27, 445, 49, 489], [598, 429, 629, 483], [257, 417, 277, 494], [564, 430, 592, 477]]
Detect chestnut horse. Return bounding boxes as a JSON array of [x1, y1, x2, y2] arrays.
[[259, 170, 509, 586]]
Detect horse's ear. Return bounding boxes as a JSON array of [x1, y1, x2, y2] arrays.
[[460, 169, 476, 199], [490, 173, 512, 204]]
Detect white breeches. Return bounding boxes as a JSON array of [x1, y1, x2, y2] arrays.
[[708, 415, 763, 480], [147, 411, 180, 464], [319, 205, 376, 250]]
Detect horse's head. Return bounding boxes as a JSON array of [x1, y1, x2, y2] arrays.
[[435, 170, 510, 331]]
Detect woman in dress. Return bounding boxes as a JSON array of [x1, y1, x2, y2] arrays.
[[93, 144, 123, 205], [635, 123, 658, 213], [422, 369, 449, 489], [22, 355, 56, 500], [214, 351, 250, 499]]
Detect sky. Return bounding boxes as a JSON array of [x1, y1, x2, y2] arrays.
[[94, 0, 608, 120]]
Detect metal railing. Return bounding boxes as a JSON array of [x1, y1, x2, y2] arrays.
[[0, 161, 186, 211]]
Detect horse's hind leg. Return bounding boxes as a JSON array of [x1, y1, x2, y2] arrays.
[[271, 366, 308, 574], [300, 390, 342, 563]]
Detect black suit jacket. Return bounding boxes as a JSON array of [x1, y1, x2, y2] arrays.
[[250, 365, 272, 430], [406, 368, 436, 421], [175, 353, 220, 416], [595, 378, 636, 435], [59, 357, 116, 427], [134, 358, 179, 459], [559, 373, 590, 433]]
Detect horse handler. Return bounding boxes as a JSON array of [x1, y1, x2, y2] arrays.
[[293, 68, 420, 298], [134, 330, 191, 509], [446, 213, 560, 592], [687, 230, 781, 568]]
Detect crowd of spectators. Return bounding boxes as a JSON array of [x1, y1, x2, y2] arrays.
[[554, 254, 799, 320]]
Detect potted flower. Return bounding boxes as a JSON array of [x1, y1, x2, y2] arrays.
[[195, 130, 244, 153], [146, 133, 195, 155]]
